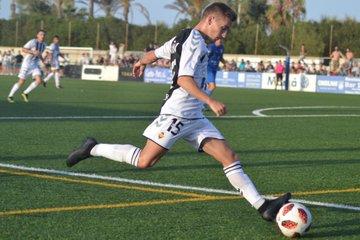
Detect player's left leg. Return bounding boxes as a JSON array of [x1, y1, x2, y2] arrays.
[[22, 72, 42, 102]]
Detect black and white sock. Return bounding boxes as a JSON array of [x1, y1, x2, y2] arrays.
[[224, 161, 265, 209]]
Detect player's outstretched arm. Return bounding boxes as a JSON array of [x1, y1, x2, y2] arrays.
[[132, 50, 158, 77], [178, 76, 227, 116]]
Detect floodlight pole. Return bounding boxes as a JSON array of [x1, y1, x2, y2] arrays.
[[279, 44, 290, 91]]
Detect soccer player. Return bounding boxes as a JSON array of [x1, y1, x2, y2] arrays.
[[7, 30, 48, 103], [67, 2, 291, 222], [206, 38, 227, 95], [43, 35, 63, 89]]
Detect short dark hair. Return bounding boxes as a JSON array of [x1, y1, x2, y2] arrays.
[[202, 2, 237, 22], [53, 35, 60, 39], [37, 29, 46, 34]]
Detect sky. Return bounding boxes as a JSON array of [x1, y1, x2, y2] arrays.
[[1, 0, 360, 25]]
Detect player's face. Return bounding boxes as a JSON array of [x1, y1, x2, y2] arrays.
[[37, 31, 46, 42], [53, 37, 59, 44], [208, 14, 231, 41]]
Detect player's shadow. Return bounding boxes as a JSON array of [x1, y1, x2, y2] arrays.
[[304, 217, 360, 238]]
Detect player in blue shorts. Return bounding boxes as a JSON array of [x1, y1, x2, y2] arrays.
[[206, 38, 227, 95]]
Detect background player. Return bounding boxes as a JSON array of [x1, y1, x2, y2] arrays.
[[7, 30, 48, 103], [66, 2, 290, 222], [206, 38, 228, 95], [43, 35, 63, 89]]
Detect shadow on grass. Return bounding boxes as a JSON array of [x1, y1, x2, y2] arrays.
[[305, 217, 360, 238]]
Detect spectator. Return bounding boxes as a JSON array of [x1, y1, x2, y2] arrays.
[[330, 46, 343, 75], [238, 59, 245, 71], [345, 48, 354, 76], [118, 43, 125, 59], [96, 55, 105, 65], [14, 50, 23, 72], [275, 60, 285, 90], [299, 43, 307, 63], [109, 41, 118, 65], [256, 61, 265, 72], [351, 61, 359, 77], [80, 53, 93, 65], [265, 61, 274, 72], [245, 60, 254, 72]]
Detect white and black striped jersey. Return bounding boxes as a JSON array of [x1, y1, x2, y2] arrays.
[[154, 28, 209, 119], [22, 39, 47, 66]]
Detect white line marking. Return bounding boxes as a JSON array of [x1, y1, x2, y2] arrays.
[[1, 114, 360, 121], [252, 106, 360, 117], [0, 163, 359, 211]]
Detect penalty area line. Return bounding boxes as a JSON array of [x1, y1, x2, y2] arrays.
[[0, 163, 359, 212]]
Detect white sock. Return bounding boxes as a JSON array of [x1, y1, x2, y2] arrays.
[[54, 72, 60, 87], [44, 72, 54, 82], [23, 81, 39, 94], [90, 144, 141, 167], [224, 161, 265, 209], [9, 82, 20, 97]]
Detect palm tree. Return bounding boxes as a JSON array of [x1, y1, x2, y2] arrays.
[[52, 0, 74, 18], [266, 0, 305, 31], [10, 0, 17, 19], [165, 0, 208, 22], [89, 0, 94, 18], [117, 0, 150, 50], [97, 0, 121, 17]]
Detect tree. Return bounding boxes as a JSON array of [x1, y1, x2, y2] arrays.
[[10, 0, 17, 19], [165, 0, 208, 22], [52, 0, 75, 18], [116, 0, 150, 50], [266, 0, 305, 31]]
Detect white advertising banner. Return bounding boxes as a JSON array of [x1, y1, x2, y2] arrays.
[[81, 65, 119, 81], [261, 72, 285, 90], [289, 74, 317, 92]]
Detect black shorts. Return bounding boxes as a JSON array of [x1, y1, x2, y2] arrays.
[[276, 73, 283, 80]]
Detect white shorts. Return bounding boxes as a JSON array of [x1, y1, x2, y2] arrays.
[[51, 59, 60, 70], [18, 63, 42, 79], [143, 115, 224, 151]]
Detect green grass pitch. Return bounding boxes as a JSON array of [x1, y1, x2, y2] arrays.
[[0, 76, 359, 239]]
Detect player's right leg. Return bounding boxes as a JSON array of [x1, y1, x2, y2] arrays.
[[66, 138, 167, 168], [202, 138, 291, 222]]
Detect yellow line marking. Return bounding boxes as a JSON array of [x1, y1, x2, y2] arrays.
[[0, 196, 229, 217], [0, 169, 209, 198]]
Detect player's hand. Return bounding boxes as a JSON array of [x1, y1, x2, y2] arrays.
[[132, 61, 145, 77], [207, 98, 227, 117]]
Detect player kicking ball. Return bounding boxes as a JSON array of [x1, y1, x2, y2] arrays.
[[43, 35, 63, 89], [7, 30, 48, 103], [67, 2, 291, 222]]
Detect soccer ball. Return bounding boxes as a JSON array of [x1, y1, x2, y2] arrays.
[[276, 202, 312, 238]]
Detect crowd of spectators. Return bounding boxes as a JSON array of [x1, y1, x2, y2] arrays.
[[0, 49, 24, 75], [1, 43, 358, 78]]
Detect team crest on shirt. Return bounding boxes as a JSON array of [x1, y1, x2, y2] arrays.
[[158, 132, 165, 139]]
